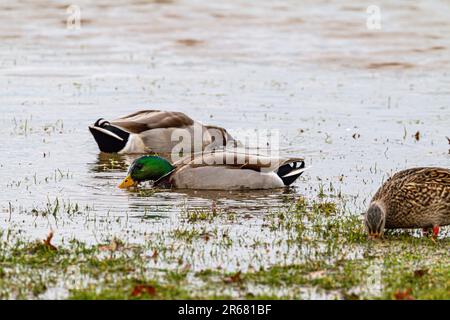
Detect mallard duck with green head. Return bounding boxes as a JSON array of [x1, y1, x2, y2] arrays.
[[89, 110, 234, 154], [118, 151, 306, 190], [364, 167, 450, 239]]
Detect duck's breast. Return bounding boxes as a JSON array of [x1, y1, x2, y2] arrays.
[[118, 134, 147, 154]]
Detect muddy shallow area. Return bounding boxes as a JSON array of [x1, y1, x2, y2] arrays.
[[0, 0, 449, 299]]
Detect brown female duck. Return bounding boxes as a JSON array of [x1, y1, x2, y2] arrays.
[[364, 167, 450, 239]]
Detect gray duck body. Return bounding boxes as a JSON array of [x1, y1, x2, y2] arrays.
[[371, 167, 450, 229], [89, 110, 234, 154]]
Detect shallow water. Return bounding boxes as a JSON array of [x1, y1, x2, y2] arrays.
[[1, 0, 449, 272]]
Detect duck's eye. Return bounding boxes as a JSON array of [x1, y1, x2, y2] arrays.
[[135, 163, 144, 170]]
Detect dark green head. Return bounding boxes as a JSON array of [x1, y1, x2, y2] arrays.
[[119, 156, 174, 188]]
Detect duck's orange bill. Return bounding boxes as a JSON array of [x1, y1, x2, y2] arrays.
[[118, 175, 136, 189], [368, 233, 381, 240]]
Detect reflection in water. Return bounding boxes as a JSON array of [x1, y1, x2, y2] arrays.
[[88, 151, 181, 174], [154, 187, 296, 202], [123, 185, 300, 220], [88, 152, 135, 173]]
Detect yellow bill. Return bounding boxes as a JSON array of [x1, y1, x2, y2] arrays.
[[118, 175, 136, 189]]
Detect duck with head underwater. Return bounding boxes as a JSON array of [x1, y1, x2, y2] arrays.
[[89, 110, 234, 154], [118, 151, 307, 190], [364, 167, 450, 239]]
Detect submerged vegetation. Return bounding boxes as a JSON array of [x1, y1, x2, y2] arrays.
[[0, 191, 448, 300]]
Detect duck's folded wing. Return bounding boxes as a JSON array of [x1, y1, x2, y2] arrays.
[[111, 110, 195, 133], [372, 167, 450, 203], [173, 151, 304, 172]]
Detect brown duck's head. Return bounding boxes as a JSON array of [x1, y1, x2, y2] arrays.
[[364, 202, 386, 239]]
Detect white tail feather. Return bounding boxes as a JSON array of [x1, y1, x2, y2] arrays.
[[89, 126, 124, 141], [282, 166, 310, 178]]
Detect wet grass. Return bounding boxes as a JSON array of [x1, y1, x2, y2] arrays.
[[0, 192, 448, 300], [11, 117, 66, 136]]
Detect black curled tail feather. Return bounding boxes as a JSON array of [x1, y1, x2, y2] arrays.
[[94, 118, 111, 128], [94, 118, 104, 127], [276, 161, 305, 186]]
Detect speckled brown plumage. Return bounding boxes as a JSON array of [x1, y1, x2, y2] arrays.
[[370, 167, 450, 229]]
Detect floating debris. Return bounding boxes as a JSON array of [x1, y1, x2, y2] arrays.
[[43, 231, 57, 251], [394, 288, 414, 300], [223, 271, 242, 284]]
